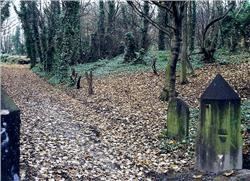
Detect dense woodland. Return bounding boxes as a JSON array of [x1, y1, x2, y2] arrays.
[[1, 0, 249, 101]]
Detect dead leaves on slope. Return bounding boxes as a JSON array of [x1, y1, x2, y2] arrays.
[[0, 61, 249, 179]]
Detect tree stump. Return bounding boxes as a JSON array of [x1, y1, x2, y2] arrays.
[[196, 74, 242, 173], [76, 76, 82, 89], [167, 98, 190, 140], [85, 71, 94, 95], [151, 57, 158, 75]]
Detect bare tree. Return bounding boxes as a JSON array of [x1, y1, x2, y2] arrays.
[[128, 1, 185, 101], [199, 2, 235, 63]]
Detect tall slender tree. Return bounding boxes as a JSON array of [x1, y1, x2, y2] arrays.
[[189, 1, 196, 53], [58, 1, 80, 82], [180, 3, 188, 84], [98, 0, 105, 57], [106, 1, 116, 57], [121, 4, 129, 32], [15, 2, 37, 68], [1, 1, 10, 25], [141, 0, 149, 51], [107, 1, 115, 33], [30, 1, 43, 63], [12, 26, 22, 55], [45, 0, 61, 72], [128, 1, 185, 100], [158, 5, 168, 51]]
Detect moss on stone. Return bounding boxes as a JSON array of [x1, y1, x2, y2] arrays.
[[167, 98, 189, 141], [197, 100, 242, 173]]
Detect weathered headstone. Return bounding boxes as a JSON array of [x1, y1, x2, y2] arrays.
[[196, 74, 242, 173], [167, 98, 189, 140], [1, 88, 20, 180]]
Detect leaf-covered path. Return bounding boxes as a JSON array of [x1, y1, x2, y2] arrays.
[[1, 61, 249, 180], [1, 65, 169, 180], [1, 65, 123, 179]]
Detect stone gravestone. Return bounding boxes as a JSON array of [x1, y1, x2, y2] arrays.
[[196, 74, 242, 173], [167, 98, 190, 140], [1, 88, 20, 180]]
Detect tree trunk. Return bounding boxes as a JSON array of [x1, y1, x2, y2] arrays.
[[121, 5, 128, 31], [46, 1, 60, 72], [106, 1, 115, 57], [85, 71, 94, 95], [169, 26, 182, 98], [31, 2, 43, 63], [189, 1, 196, 53], [158, 6, 167, 51], [77, 76, 81, 89], [151, 57, 158, 75], [40, 18, 48, 71], [141, 1, 149, 51], [180, 3, 188, 84], [187, 58, 195, 75], [160, 3, 183, 101], [230, 26, 238, 52], [98, 0, 105, 58]]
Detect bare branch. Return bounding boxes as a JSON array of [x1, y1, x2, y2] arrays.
[[202, 3, 234, 44], [127, 0, 175, 35], [150, 1, 173, 14]]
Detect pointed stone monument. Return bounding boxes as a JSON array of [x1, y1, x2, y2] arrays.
[[196, 74, 242, 173]]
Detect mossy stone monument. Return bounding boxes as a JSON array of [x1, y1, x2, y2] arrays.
[[196, 74, 242, 173], [167, 98, 189, 140], [1, 88, 20, 180]]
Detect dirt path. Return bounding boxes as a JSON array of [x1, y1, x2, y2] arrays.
[[1, 65, 137, 180], [1, 65, 177, 180], [1, 62, 249, 180]]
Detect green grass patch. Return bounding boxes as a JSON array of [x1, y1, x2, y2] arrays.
[[73, 48, 217, 77], [31, 48, 249, 83], [48, 74, 61, 85], [32, 64, 47, 77], [74, 50, 172, 77], [215, 49, 250, 64], [32, 63, 59, 85]]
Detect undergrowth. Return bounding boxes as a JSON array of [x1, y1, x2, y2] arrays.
[[159, 99, 249, 155], [159, 108, 199, 155], [30, 49, 250, 83], [0, 54, 30, 64]]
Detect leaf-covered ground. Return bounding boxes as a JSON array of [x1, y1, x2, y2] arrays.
[[1, 60, 249, 180]]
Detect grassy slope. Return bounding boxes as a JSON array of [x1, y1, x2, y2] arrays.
[[30, 49, 249, 82], [73, 49, 249, 77]]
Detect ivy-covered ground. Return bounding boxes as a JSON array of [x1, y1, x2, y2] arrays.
[[1, 51, 249, 180], [72, 49, 249, 76]]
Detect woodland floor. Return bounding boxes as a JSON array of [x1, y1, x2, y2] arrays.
[[1, 60, 249, 180]]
